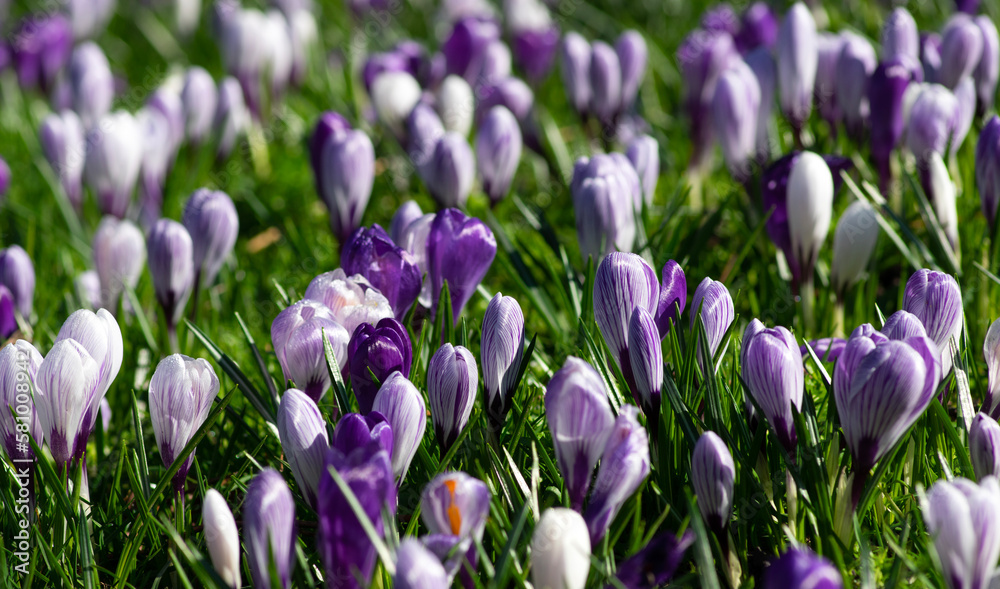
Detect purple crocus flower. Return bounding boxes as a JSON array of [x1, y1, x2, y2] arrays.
[[341, 224, 422, 320], [427, 343, 477, 454], [442, 16, 502, 83], [984, 318, 1000, 419], [476, 76, 535, 130], [422, 471, 490, 539], [691, 431, 735, 534], [939, 15, 984, 91], [741, 319, 803, 454], [678, 28, 739, 172], [560, 32, 592, 116], [182, 188, 239, 290], [317, 440, 396, 589], [761, 547, 843, 589], [348, 318, 413, 414], [84, 111, 144, 219], [907, 84, 959, 166], [0, 245, 35, 319], [390, 201, 424, 245], [922, 477, 1000, 589], [277, 387, 329, 509], [776, 3, 818, 135], [612, 530, 695, 589], [712, 60, 761, 181], [0, 341, 44, 461], [425, 132, 476, 209], [332, 411, 394, 459], [815, 32, 846, 131], [136, 107, 174, 228], [39, 110, 85, 209], [902, 269, 963, 375], [476, 105, 523, 205], [395, 539, 450, 589], [55, 309, 124, 403], [881, 7, 919, 63], [655, 260, 687, 338], [869, 58, 921, 191], [544, 356, 615, 511], [882, 310, 929, 341], [271, 299, 350, 402], [974, 17, 999, 115], [617, 30, 647, 113], [244, 469, 296, 589], [372, 372, 426, 483], [626, 134, 659, 207], [834, 324, 939, 506], [148, 354, 220, 492], [572, 154, 639, 260], [690, 278, 735, 371], [10, 15, 73, 94], [481, 293, 524, 428], [34, 338, 100, 470], [584, 406, 650, 545], [505, 0, 559, 83], [0, 288, 15, 340], [68, 42, 113, 129], [702, 4, 738, 36], [147, 219, 195, 334], [951, 77, 976, 158], [628, 306, 662, 424], [800, 337, 847, 361], [92, 216, 145, 313], [213, 77, 250, 160], [310, 118, 375, 242], [147, 87, 185, 159], [836, 32, 877, 136], [736, 2, 778, 53], [978, 117, 1000, 229], [304, 269, 394, 335], [971, 413, 1000, 481], [426, 209, 497, 321], [181, 67, 218, 144], [745, 47, 776, 161]]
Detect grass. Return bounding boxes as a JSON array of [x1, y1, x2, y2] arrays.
[[1, 0, 999, 587]]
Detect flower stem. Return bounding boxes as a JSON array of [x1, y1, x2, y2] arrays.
[[800, 276, 815, 335], [833, 297, 845, 339]]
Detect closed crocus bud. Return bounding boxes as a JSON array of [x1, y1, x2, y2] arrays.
[[422, 471, 490, 539], [737, 2, 778, 53], [836, 32, 877, 134], [68, 42, 113, 129], [741, 319, 803, 454], [626, 134, 658, 207], [271, 300, 350, 402], [85, 111, 144, 218], [977, 116, 1000, 229], [436, 75, 474, 137], [655, 260, 687, 338], [690, 278, 735, 370], [476, 76, 535, 128], [407, 103, 446, 175], [311, 126, 375, 243], [834, 325, 939, 505], [881, 8, 919, 63], [0, 341, 44, 461], [745, 47, 776, 161], [9, 15, 72, 93], [147, 219, 195, 332], [761, 547, 843, 589], [442, 16, 502, 82], [881, 310, 929, 341], [815, 33, 845, 130], [869, 58, 920, 189], [276, 388, 329, 508], [628, 306, 662, 422], [545, 356, 615, 510], [341, 225, 421, 320], [974, 17, 999, 114], [922, 477, 1000, 589], [244, 469, 296, 589], [950, 77, 976, 159], [397, 213, 436, 308], [136, 107, 174, 227], [678, 29, 739, 171], [181, 67, 218, 144], [287, 8, 317, 85], [907, 85, 958, 165], [0, 288, 13, 339], [182, 188, 239, 289], [971, 413, 1000, 481], [148, 87, 185, 157], [786, 151, 833, 282], [92, 216, 145, 312], [504, 0, 559, 83], [584, 406, 650, 544], [316, 439, 396, 589], [148, 354, 220, 492], [776, 3, 818, 132], [594, 252, 658, 391], [304, 269, 394, 335], [372, 372, 426, 483], [939, 15, 984, 91], [348, 318, 413, 414], [390, 201, 424, 245], [475, 105, 522, 205], [427, 343, 477, 454], [213, 77, 249, 159], [691, 431, 735, 535], [39, 110, 86, 209], [56, 308, 123, 403], [984, 318, 1000, 418], [202, 489, 241, 589], [426, 132, 476, 209], [34, 338, 100, 469], [371, 71, 422, 136], [332, 411, 393, 457], [830, 200, 878, 296], [0, 246, 35, 319], [531, 508, 591, 589], [481, 293, 524, 426], [712, 60, 761, 181], [926, 152, 959, 251], [616, 30, 647, 111], [589, 41, 622, 124], [561, 32, 592, 115], [427, 209, 497, 321], [571, 154, 638, 260], [902, 269, 963, 375], [395, 539, 449, 589]]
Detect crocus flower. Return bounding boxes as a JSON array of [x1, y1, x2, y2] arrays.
[[985, 317, 1000, 418], [531, 508, 591, 589], [504, 0, 559, 83], [55, 308, 123, 401], [776, 3, 818, 134], [545, 356, 615, 510], [147, 219, 196, 333], [690, 278, 735, 371], [0, 246, 35, 319], [476, 76, 535, 128], [244, 468, 296, 589], [372, 371, 426, 483], [977, 116, 1000, 229], [442, 16, 502, 83], [214, 76, 250, 160], [882, 310, 930, 341], [0, 288, 13, 339], [906, 84, 958, 165], [741, 319, 803, 454], [926, 152, 959, 251], [92, 217, 146, 313], [951, 77, 977, 159], [348, 318, 413, 414], [181, 188, 239, 289], [390, 201, 424, 245], [136, 107, 174, 227], [67, 0, 117, 39], [939, 15, 984, 91], [902, 269, 963, 375], [147, 87, 185, 159], [422, 471, 490, 540], [691, 431, 735, 534], [332, 411, 394, 458], [736, 2, 778, 53], [436, 75, 475, 137], [594, 252, 658, 392], [626, 134, 659, 207], [761, 547, 843, 589], [612, 530, 695, 589], [628, 306, 662, 424], [270, 299, 350, 402], [341, 225, 422, 320], [398, 213, 436, 308], [974, 17, 999, 115], [869, 58, 921, 190], [148, 354, 220, 491], [426, 209, 496, 321], [310, 119, 375, 242], [834, 324, 939, 505], [303, 269, 394, 335], [702, 5, 738, 35], [815, 32, 846, 131], [585, 406, 650, 544], [9, 15, 72, 94], [202, 489, 241, 589], [589, 41, 622, 125], [561, 32, 592, 115], [786, 151, 834, 285], [39, 110, 86, 209], [316, 439, 395, 589], [655, 260, 687, 338], [181, 67, 218, 144], [836, 32, 877, 135], [475, 105, 523, 205], [712, 59, 761, 181], [34, 338, 100, 470], [68, 42, 113, 129], [0, 341, 44, 461], [971, 413, 1000, 481], [277, 387, 329, 508], [744, 47, 776, 161], [830, 200, 878, 296], [572, 154, 638, 261], [617, 30, 647, 113], [84, 111, 144, 218], [921, 476, 1000, 589], [395, 538, 450, 589], [371, 71, 422, 135], [881, 7, 919, 63], [425, 132, 476, 209], [678, 29, 738, 172], [481, 293, 524, 428], [427, 343, 477, 454], [923, 33, 943, 84]]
